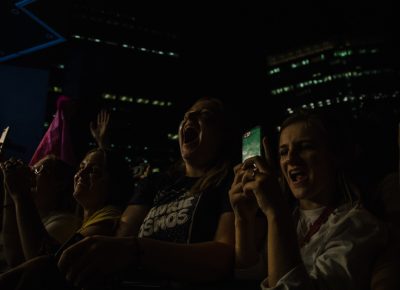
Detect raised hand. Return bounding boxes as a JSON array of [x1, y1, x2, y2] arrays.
[[229, 163, 260, 221], [241, 154, 282, 217], [90, 110, 110, 149], [0, 158, 33, 200]]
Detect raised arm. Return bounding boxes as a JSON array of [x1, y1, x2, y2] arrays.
[[1, 184, 24, 266], [90, 110, 110, 149], [1, 159, 53, 261], [229, 163, 266, 270], [242, 155, 301, 287]]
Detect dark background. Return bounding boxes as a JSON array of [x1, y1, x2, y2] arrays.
[[1, 0, 398, 169]]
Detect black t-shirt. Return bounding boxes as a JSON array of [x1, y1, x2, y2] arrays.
[[129, 173, 233, 244]]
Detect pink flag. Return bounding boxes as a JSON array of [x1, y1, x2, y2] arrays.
[[29, 95, 76, 167]]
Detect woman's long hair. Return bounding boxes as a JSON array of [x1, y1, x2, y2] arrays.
[[41, 155, 76, 212], [84, 148, 133, 209]]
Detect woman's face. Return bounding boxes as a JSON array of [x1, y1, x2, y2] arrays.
[[73, 150, 109, 209], [279, 121, 337, 209], [179, 99, 225, 168]]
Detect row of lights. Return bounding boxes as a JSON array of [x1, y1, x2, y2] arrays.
[[71, 35, 179, 58], [89, 133, 179, 146], [334, 48, 379, 58], [167, 133, 179, 140], [333, 49, 353, 58], [86, 140, 162, 172], [291, 59, 310, 69], [286, 95, 362, 113], [102, 93, 173, 107], [88, 142, 151, 152], [49, 86, 62, 93], [268, 48, 380, 76], [75, 13, 176, 40], [73, 3, 135, 20], [72, 3, 177, 40], [285, 92, 399, 115], [271, 69, 388, 95]]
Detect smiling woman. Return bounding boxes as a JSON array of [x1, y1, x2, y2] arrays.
[[278, 111, 356, 209], [230, 109, 386, 290], [71, 148, 133, 237]]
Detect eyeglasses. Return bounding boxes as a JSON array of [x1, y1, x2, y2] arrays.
[[32, 164, 44, 175]]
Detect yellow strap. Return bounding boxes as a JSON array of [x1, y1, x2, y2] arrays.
[[79, 206, 121, 232]]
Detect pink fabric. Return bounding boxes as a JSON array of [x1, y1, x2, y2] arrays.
[[29, 95, 76, 167]]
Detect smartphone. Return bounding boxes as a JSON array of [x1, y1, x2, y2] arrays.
[[0, 126, 10, 156], [242, 126, 262, 162]]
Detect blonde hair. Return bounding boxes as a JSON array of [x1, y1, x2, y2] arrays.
[[36, 155, 75, 212], [83, 148, 132, 208], [279, 109, 359, 207]]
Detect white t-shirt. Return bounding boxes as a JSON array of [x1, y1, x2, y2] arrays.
[[261, 204, 385, 290], [41, 211, 81, 244]]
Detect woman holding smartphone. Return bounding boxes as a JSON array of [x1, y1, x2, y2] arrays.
[[230, 110, 385, 289], [1, 155, 79, 267]]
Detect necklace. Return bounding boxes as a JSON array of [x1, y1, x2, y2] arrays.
[[297, 207, 335, 248]]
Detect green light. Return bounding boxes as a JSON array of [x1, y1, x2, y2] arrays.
[[268, 67, 281, 75]]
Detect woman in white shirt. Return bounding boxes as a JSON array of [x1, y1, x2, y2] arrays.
[[229, 110, 385, 290]]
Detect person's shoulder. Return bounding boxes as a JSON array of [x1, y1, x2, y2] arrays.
[[334, 203, 379, 223], [42, 211, 81, 226], [329, 203, 384, 238]]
